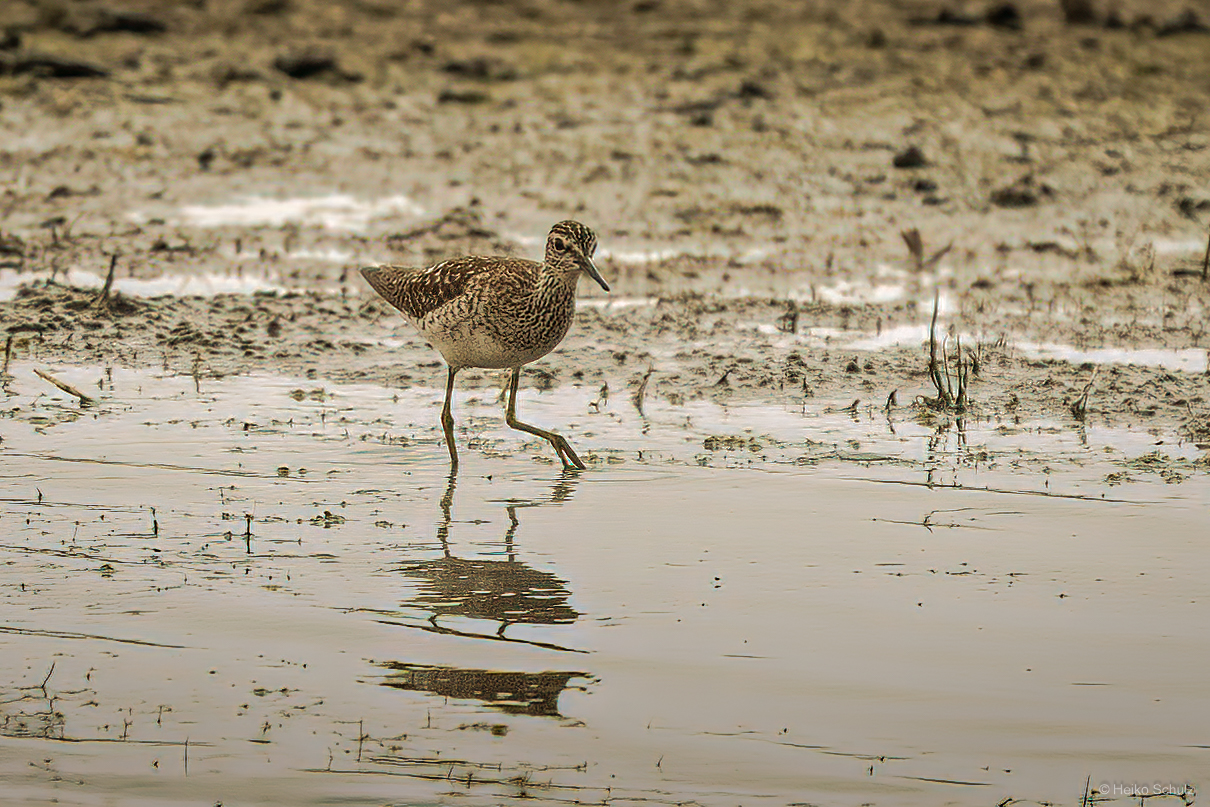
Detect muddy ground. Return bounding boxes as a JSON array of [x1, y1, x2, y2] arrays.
[[1, 0, 1210, 447]]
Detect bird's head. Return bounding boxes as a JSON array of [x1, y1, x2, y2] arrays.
[[545, 220, 609, 292]]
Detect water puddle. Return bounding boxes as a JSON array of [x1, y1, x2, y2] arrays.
[[787, 321, 1210, 373], [1016, 342, 1209, 373], [598, 245, 771, 265], [805, 323, 931, 349], [1, 364, 1207, 807], [0, 267, 284, 301], [578, 296, 661, 310], [1153, 236, 1210, 255], [814, 278, 908, 305], [168, 193, 424, 231]]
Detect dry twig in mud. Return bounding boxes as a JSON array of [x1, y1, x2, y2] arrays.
[[632, 366, 654, 415], [1070, 368, 1098, 422], [1, 333, 13, 377], [823, 399, 861, 415], [190, 352, 204, 393], [588, 381, 609, 413], [1204, 229, 1209, 282], [921, 291, 970, 413], [1119, 241, 1158, 284], [1170, 229, 1210, 280], [901, 228, 952, 273], [776, 300, 798, 334], [34, 368, 95, 405], [39, 661, 56, 697], [90, 253, 119, 313]]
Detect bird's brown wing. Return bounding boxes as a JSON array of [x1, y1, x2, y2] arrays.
[[361, 258, 489, 319]]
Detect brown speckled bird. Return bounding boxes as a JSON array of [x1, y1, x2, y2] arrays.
[[361, 220, 609, 471]]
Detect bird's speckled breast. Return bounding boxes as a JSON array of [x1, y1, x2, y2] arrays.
[[416, 272, 577, 370]]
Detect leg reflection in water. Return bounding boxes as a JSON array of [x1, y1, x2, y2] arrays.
[[406, 471, 582, 637], [374, 470, 594, 716]]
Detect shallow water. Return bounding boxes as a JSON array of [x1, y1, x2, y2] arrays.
[[1, 365, 1207, 806], [1015, 343, 1210, 374], [0, 267, 286, 302], [167, 193, 425, 232]]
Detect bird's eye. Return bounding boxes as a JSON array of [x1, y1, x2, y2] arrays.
[[552, 237, 567, 252]]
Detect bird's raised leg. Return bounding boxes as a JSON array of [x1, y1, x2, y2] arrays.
[[505, 367, 586, 470], [441, 366, 460, 472]]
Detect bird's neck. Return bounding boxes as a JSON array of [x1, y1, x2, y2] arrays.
[[537, 264, 579, 299]]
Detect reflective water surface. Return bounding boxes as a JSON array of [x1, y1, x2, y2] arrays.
[[1, 365, 1206, 806]]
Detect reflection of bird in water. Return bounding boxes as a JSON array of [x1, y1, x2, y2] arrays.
[[360, 220, 609, 471], [387, 472, 584, 653], [375, 473, 593, 716], [378, 661, 590, 718]]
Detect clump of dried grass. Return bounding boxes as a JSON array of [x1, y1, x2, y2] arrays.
[[903, 229, 971, 413], [921, 290, 970, 413]]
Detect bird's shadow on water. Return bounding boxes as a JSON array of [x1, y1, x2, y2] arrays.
[[371, 470, 594, 717]]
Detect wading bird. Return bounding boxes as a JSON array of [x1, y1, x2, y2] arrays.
[[361, 220, 609, 471]]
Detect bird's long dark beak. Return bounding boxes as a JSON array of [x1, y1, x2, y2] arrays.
[[582, 257, 610, 292]]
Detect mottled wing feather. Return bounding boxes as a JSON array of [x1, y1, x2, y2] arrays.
[[361, 258, 489, 320]]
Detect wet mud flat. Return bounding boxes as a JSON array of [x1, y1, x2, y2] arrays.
[[1, 365, 1209, 807], [2, 0, 1210, 804], [4, 275, 1210, 443], [3, 0, 1210, 434]]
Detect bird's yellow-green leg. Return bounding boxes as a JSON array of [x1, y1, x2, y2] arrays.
[[441, 366, 459, 472], [505, 367, 586, 470]]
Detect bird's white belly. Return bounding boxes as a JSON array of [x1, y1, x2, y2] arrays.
[[419, 321, 549, 370]]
